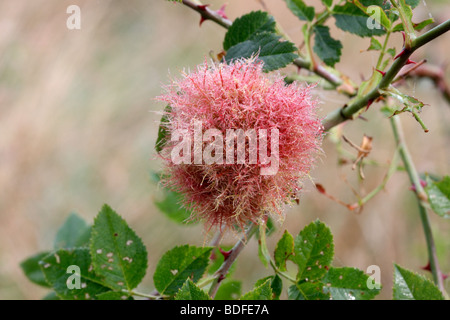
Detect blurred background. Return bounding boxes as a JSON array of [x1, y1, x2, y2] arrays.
[[0, 0, 448, 299]]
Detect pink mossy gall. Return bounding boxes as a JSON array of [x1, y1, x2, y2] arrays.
[[156, 57, 323, 231]]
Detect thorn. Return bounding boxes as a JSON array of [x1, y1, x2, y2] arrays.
[[406, 59, 417, 65], [216, 4, 228, 20], [422, 262, 449, 280], [358, 115, 368, 121], [401, 31, 406, 44], [197, 4, 210, 11], [394, 48, 406, 61], [375, 69, 386, 77], [210, 251, 217, 261], [410, 179, 427, 192], [198, 4, 210, 26], [421, 262, 431, 272], [315, 183, 326, 194], [219, 247, 232, 260], [365, 99, 374, 111]]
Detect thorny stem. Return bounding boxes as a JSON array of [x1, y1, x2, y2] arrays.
[[181, 0, 232, 28], [208, 223, 258, 298], [323, 19, 450, 131], [293, 58, 344, 89], [390, 116, 447, 296]]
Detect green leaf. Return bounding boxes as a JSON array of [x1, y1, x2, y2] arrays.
[[40, 248, 110, 300], [393, 264, 444, 300], [90, 205, 148, 291], [152, 172, 195, 225], [271, 274, 283, 300], [153, 245, 213, 296], [393, 18, 434, 32], [225, 32, 299, 72], [357, 71, 382, 97], [155, 189, 194, 224], [356, 1, 392, 29], [257, 224, 271, 268], [223, 11, 276, 51], [20, 252, 51, 288], [435, 176, 450, 197], [379, 86, 425, 121], [288, 282, 330, 300], [155, 105, 171, 153], [274, 230, 294, 272], [255, 275, 283, 300], [284, 0, 315, 22], [321, 0, 333, 8], [290, 220, 334, 281], [405, 0, 420, 8], [265, 216, 276, 236], [424, 175, 450, 218], [367, 37, 382, 51], [387, 47, 396, 57], [240, 279, 273, 300], [42, 291, 60, 300], [396, 0, 416, 38], [312, 25, 343, 67], [96, 291, 133, 300], [322, 267, 381, 300], [54, 213, 91, 249], [215, 280, 242, 300], [332, 2, 387, 37], [175, 279, 210, 300]]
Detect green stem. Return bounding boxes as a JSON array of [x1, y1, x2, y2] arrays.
[[269, 259, 297, 283], [391, 0, 416, 47], [390, 116, 447, 296], [411, 110, 429, 133], [323, 19, 450, 131], [293, 58, 345, 89], [314, 10, 331, 26], [376, 30, 391, 70], [196, 275, 216, 288], [259, 222, 297, 283], [358, 147, 400, 206], [128, 290, 162, 300]]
